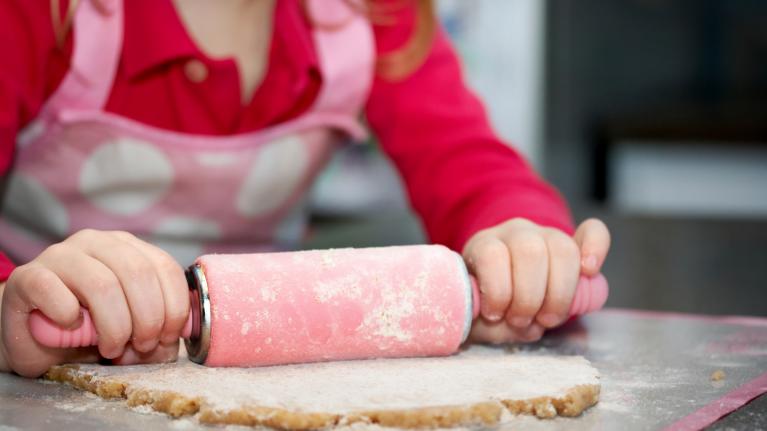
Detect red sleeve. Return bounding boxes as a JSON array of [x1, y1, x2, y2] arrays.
[[0, 253, 14, 281], [367, 8, 574, 252], [0, 1, 69, 280]]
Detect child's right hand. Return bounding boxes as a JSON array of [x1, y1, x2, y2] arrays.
[[0, 230, 190, 377]]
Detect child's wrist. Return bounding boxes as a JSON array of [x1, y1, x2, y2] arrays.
[[0, 281, 8, 373]]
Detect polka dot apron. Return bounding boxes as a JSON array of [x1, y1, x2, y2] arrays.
[[0, 0, 373, 265]]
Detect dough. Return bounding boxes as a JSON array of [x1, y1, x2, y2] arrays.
[[45, 346, 600, 429], [710, 370, 726, 381]]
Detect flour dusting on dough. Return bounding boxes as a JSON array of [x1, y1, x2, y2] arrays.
[[45, 345, 600, 429]]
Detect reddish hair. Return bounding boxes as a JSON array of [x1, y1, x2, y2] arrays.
[[51, 0, 77, 48], [333, 0, 436, 80]]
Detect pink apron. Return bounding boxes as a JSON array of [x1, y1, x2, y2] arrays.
[[0, 0, 373, 265]]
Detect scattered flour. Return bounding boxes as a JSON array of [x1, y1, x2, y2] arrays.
[[241, 322, 251, 336], [58, 345, 599, 415]]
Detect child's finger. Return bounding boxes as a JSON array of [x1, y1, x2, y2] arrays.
[[37, 244, 132, 360], [119, 235, 190, 345], [110, 340, 179, 366], [573, 218, 611, 276], [1, 280, 66, 377], [463, 237, 512, 322], [468, 318, 516, 344], [503, 230, 548, 328], [468, 319, 544, 344], [70, 231, 166, 354], [12, 264, 81, 328], [518, 322, 545, 342], [536, 230, 580, 328]]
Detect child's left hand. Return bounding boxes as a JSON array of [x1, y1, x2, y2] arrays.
[[462, 218, 610, 344]]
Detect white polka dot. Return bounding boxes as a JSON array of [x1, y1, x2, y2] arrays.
[[196, 152, 238, 167], [16, 120, 46, 148], [154, 216, 221, 241], [236, 135, 309, 218], [79, 138, 174, 216], [273, 200, 308, 247], [4, 173, 69, 235]]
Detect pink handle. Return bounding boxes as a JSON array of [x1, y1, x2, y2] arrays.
[[568, 273, 610, 316], [29, 308, 193, 349], [469, 273, 609, 320]]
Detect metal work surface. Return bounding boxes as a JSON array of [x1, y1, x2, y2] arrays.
[[1, 309, 765, 430]]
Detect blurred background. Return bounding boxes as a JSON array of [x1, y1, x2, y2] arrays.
[[306, 0, 767, 317]]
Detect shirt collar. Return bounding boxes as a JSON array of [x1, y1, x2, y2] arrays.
[[121, 0, 319, 81], [122, 0, 197, 80], [275, 0, 319, 78]]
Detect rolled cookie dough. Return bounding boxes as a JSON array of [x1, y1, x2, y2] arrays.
[[45, 345, 600, 429]]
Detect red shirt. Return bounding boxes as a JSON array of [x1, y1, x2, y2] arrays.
[[0, 0, 573, 280]]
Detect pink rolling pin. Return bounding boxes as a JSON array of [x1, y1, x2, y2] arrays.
[[28, 245, 608, 367]]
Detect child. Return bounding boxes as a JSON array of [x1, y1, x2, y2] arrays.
[[0, 0, 610, 377]]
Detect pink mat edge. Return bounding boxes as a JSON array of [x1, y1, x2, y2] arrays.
[[597, 308, 767, 429], [599, 307, 767, 327], [661, 370, 767, 431]]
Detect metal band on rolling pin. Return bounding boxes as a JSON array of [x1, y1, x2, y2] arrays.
[[184, 264, 211, 364], [27, 258, 608, 361]]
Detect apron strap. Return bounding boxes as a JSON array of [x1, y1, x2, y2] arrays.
[[41, 0, 372, 135], [42, 0, 124, 115], [306, 0, 375, 140]]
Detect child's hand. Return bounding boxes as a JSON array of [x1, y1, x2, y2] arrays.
[[463, 218, 610, 344], [0, 230, 189, 377]]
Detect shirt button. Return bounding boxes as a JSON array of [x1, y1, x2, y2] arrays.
[[184, 59, 208, 83]]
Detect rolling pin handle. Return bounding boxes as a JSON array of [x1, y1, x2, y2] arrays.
[[29, 307, 194, 349], [468, 273, 609, 319]]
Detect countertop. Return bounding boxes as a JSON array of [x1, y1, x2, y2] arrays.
[[1, 309, 766, 430]]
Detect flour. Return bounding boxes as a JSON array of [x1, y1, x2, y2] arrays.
[[54, 402, 91, 413], [169, 418, 198, 429], [53, 393, 112, 413], [241, 322, 251, 336], [59, 345, 599, 415]]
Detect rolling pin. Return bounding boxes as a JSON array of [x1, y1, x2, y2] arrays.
[[28, 245, 608, 367]]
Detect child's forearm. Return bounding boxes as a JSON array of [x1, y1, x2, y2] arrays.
[[367, 28, 573, 251], [0, 281, 9, 373]]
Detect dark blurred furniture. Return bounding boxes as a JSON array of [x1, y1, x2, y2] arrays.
[[595, 211, 767, 317], [545, 0, 767, 202], [591, 102, 767, 200]]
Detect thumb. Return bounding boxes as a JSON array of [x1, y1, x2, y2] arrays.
[[573, 218, 611, 276]]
